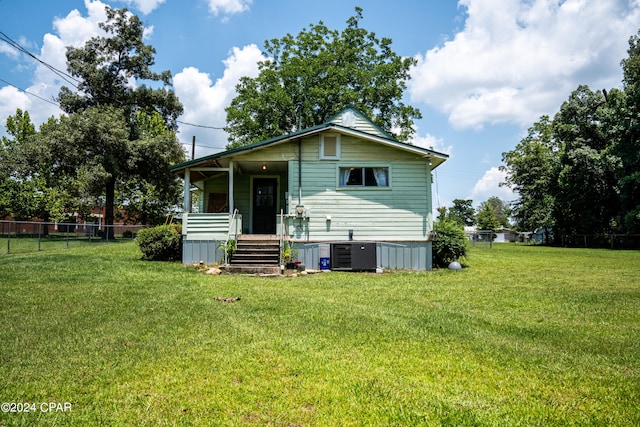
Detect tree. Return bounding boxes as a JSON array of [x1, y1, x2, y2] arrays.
[[476, 197, 510, 231], [501, 116, 559, 232], [0, 109, 35, 219], [32, 107, 184, 231], [447, 199, 475, 226], [475, 204, 501, 232], [56, 6, 185, 237], [225, 7, 421, 148], [0, 109, 78, 223], [116, 111, 186, 225], [502, 29, 640, 242], [552, 86, 621, 237], [614, 30, 640, 233]]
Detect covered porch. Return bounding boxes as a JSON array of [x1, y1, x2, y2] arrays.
[[181, 159, 290, 236], [178, 158, 291, 266]]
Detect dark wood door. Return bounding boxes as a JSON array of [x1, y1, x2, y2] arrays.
[[252, 178, 277, 234]]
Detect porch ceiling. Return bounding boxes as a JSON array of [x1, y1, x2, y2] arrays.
[[236, 160, 287, 175]]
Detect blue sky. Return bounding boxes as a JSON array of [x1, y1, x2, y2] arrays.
[[1, 0, 639, 212]]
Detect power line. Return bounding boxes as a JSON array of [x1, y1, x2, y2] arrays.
[[0, 77, 60, 107], [179, 141, 227, 150], [0, 30, 81, 89], [0, 31, 230, 133], [1, 77, 230, 143], [176, 120, 225, 130]]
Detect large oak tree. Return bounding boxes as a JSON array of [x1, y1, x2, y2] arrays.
[[225, 7, 421, 148], [55, 6, 184, 236]]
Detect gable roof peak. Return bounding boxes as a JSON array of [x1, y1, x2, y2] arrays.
[[325, 105, 395, 140]]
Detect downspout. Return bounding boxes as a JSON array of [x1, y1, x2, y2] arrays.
[[298, 139, 302, 206]]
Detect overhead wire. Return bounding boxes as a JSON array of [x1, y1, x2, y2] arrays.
[[1, 78, 228, 143], [0, 77, 59, 107], [0, 31, 227, 133], [176, 120, 225, 130], [0, 30, 81, 89]]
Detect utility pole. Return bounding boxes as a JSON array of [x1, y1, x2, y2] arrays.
[[191, 135, 196, 160]]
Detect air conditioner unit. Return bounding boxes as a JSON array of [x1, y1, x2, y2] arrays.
[[330, 242, 376, 272]]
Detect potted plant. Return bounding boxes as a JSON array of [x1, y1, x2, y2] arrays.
[[282, 241, 298, 269]]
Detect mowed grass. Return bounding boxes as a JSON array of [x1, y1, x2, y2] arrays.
[[0, 243, 639, 426], [2, 235, 135, 254]]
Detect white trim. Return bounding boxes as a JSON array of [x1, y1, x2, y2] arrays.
[[249, 175, 281, 234], [228, 161, 234, 214], [336, 164, 392, 189], [319, 133, 341, 160], [183, 168, 191, 214]]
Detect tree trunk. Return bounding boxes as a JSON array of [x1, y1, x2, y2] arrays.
[[104, 177, 116, 240]]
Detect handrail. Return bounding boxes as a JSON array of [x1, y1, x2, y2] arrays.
[[279, 209, 285, 267], [224, 209, 239, 267]]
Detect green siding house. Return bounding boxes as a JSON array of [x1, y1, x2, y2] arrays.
[[170, 106, 448, 270]]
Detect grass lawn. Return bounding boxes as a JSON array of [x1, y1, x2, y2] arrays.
[[2, 235, 136, 255], [0, 243, 639, 426]]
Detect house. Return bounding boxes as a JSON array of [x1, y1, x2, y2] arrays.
[[494, 228, 518, 243], [170, 106, 448, 271]]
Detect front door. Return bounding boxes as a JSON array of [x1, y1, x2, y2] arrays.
[[252, 178, 277, 234]]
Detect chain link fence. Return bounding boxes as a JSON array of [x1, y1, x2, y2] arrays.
[[465, 230, 496, 248], [558, 234, 640, 249], [464, 228, 640, 250], [0, 220, 148, 255]]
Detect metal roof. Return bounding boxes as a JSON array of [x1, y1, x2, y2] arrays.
[[170, 106, 449, 173]]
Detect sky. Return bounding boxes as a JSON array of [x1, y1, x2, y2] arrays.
[[1, 0, 639, 212]]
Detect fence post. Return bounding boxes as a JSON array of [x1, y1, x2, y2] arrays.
[[6, 221, 10, 254], [38, 223, 41, 251]]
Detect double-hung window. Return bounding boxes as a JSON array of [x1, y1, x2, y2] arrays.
[[339, 167, 389, 188]]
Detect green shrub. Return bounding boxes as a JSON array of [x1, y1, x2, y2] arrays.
[[135, 225, 182, 261], [432, 220, 468, 268]]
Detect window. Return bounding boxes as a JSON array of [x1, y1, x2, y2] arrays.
[[339, 167, 389, 187], [320, 134, 340, 159]]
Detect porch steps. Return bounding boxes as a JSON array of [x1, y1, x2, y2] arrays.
[[228, 235, 281, 275]]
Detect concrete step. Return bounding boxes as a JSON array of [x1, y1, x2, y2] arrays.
[[228, 235, 282, 274], [231, 255, 279, 264], [226, 264, 281, 275], [236, 244, 279, 251], [237, 234, 279, 241]]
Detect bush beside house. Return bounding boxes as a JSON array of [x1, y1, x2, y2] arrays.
[[432, 220, 468, 268], [135, 225, 182, 261]]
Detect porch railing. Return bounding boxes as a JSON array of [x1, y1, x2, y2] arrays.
[[183, 213, 242, 241], [224, 209, 240, 267], [279, 210, 285, 267]]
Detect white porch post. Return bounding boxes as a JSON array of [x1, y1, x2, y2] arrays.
[[228, 161, 234, 214], [183, 168, 191, 216]]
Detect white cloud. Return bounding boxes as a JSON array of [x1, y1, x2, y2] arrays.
[[0, 0, 163, 134], [173, 44, 263, 157], [409, 0, 640, 129], [16, 0, 108, 128], [468, 166, 516, 202], [412, 131, 453, 156], [119, 0, 166, 15], [52, 1, 107, 47], [142, 25, 154, 40], [208, 0, 252, 16], [0, 86, 31, 121]]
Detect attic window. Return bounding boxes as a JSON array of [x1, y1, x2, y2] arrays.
[[320, 134, 340, 160]]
